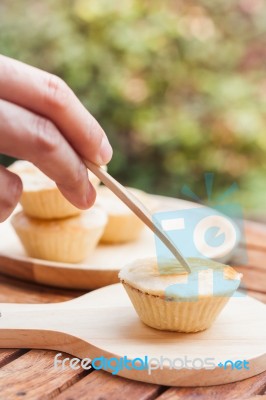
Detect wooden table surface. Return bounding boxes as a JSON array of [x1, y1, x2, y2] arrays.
[[0, 220, 265, 400]]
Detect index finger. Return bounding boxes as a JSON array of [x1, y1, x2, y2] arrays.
[[0, 55, 113, 165]]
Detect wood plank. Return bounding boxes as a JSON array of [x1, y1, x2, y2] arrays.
[[0, 274, 84, 303], [0, 350, 88, 400], [0, 349, 28, 368], [56, 370, 163, 400], [246, 396, 266, 400], [155, 370, 266, 400], [244, 220, 266, 250], [0, 254, 35, 281], [232, 247, 266, 270], [233, 265, 266, 294]]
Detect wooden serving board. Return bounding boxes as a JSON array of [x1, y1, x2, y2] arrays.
[[0, 283, 265, 386], [0, 195, 207, 290]]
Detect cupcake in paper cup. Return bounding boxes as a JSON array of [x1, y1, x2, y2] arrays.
[[119, 257, 242, 333], [11, 206, 107, 263], [96, 186, 155, 244], [8, 160, 104, 220]]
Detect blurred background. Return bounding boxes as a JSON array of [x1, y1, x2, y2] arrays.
[[0, 0, 266, 218]]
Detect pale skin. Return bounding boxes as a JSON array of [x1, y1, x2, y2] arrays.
[[0, 55, 113, 222]]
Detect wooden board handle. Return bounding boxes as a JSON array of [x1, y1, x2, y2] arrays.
[[0, 302, 65, 330], [0, 303, 80, 353]]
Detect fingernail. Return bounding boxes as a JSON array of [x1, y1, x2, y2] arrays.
[[97, 137, 113, 165], [85, 181, 96, 207]]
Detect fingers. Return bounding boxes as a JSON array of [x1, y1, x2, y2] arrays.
[[0, 99, 96, 209], [0, 165, 22, 222], [0, 55, 113, 165]]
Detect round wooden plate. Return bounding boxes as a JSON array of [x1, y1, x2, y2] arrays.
[[0, 195, 238, 290]]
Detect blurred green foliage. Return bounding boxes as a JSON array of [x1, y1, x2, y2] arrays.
[[0, 0, 266, 216]]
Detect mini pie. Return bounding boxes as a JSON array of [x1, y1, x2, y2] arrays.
[[8, 160, 103, 220], [119, 257, 242, 332], [96, 186, 154, 244], [11, 207, 107, 263]]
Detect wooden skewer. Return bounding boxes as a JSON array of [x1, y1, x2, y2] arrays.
[[85, 160, 191, 274]]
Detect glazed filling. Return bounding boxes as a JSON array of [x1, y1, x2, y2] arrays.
[[119, 257, 242, 299]]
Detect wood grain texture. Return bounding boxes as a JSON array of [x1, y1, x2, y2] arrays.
[[246, 396, 266, 400], [232, 246, 266, 270], [244, 220, 266, 250], [234, 265, 266, 293], [0, 350, 88, 400], [155, 370, 266, 400], [0, 349, 28, 368], [0, 273, 84, 303], [56, 369, 163, 400]]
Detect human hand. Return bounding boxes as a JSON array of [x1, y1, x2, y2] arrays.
[[0, 55, 113, 222]]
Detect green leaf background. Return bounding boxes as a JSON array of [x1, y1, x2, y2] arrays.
[[1, 0, 266, 217]]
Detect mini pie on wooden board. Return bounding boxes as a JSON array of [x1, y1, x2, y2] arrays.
[[8, 161, 156, 263]]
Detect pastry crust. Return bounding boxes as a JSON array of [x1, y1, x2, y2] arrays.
[[96, 186, 153, 243], [119, 257, 242, 332], [11, 207, 107, 263], [8, 160, 103, 219]]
